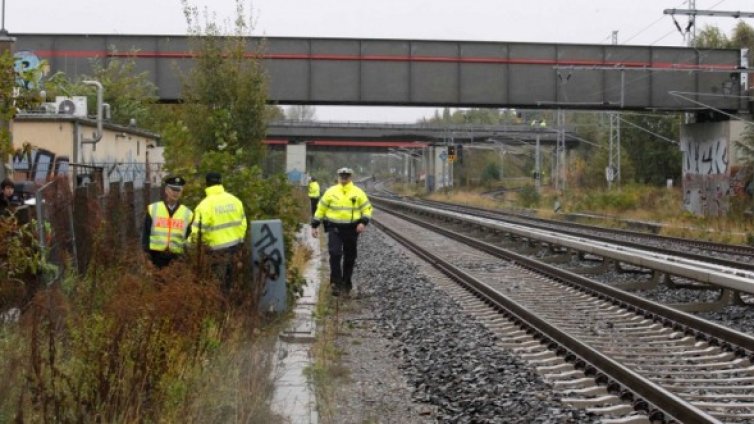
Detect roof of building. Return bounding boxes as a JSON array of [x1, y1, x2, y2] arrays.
[[14, 113, 160, 140]]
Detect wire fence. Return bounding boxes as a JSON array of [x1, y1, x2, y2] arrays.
[[25, 176, 162, 286]]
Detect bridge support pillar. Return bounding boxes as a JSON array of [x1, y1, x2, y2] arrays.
[[285, 140, 307, 186], [680, 120, 748, 216]]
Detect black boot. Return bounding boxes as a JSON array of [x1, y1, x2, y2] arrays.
[[331, 279, 342, 297]]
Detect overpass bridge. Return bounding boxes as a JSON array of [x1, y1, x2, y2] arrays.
[[14, 34, 749, 113], [11, 34, 752, 204], [265, 120, 579, 148]]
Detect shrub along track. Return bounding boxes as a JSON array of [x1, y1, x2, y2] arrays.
[[373, 208, 754, 423]]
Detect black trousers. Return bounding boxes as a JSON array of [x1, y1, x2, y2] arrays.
[[327, 224, 359, 292], [149, 250, 179, 269], [210, 244, 241, 294], [309, 197, 319, 215]]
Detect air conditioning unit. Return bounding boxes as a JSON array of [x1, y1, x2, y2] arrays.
[[55, 96, 88, 117], [41, 102, 57, 114]]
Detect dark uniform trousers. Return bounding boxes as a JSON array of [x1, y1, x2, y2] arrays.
[[210, 244, 241, 294], [327, 224, 359, 293], [309, 197, 319, 216]]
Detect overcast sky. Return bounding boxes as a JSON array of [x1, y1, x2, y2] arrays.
[[7, 0, 754, 122]]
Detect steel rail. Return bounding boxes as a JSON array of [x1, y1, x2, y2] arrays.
[[372, 213, 722, 423], [411, 197, 754, 259], [376, 203, 754, 352]]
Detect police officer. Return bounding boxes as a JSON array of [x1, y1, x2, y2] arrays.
[[307, 176, 320, 215], [191, 172, 247, 291], [142, 176, 193, 268], [311, 167, 372, 296]]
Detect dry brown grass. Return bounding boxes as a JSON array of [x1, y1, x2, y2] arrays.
[[427, 186, 754, 245]]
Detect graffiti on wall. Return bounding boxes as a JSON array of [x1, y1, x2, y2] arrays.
[[13, 51, 47, 90], [682, 136, 728, 175], [681, 135, 730, 216], [12, 145, 70, 184], [12, 143, 149, 190]]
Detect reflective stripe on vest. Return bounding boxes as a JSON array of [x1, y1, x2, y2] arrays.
[[149, 203, 192, 253], [314, 182, 372, 224], [191, 188, 247, 250]]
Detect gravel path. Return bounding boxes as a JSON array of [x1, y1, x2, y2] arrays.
[[326, 225, 596, 423]]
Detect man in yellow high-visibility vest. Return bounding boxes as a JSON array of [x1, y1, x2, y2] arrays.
[[307, 176, 320, 216], [142, 176, 193, 268], [311, 167, 372, 296], [191, 172, 247, 291]]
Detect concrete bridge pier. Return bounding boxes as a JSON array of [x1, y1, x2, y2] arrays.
[[285, 140, 307, 186], [425, 145, 453, 193]]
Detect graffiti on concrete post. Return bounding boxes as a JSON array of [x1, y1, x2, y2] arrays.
[[250, 219, 287, 312]]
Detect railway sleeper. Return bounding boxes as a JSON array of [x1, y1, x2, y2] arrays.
[[667, 288, 738, 313], [563, 386, 609, 397], [629, 357, 749, 371], [519, 350, 557, 360], [562, 394, 622, 408], [552, 377, 598, 390], [585, 405, 641, 418], [613, 352, 736, 364], [644, 364, 754, 377], [660, 376, 754, 385], [666, 384, 754, 392], [601, 415, 653, 424], [686, 394, 754, 401]]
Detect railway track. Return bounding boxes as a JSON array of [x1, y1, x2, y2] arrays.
[[373, 208, 754, 423], [401, 197, 754, 268]]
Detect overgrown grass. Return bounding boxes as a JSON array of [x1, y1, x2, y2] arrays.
[[0, 216, 316, 422], [423, 184, 754, 245], [305, 236, 360, 424]]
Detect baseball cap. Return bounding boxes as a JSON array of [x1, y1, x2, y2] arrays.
[[205, 172, 222, 185]]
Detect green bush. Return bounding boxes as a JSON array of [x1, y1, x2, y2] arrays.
[[518, 185, 540, 208]]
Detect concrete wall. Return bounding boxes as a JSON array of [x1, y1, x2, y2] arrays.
[[10, 117, 158, 189], [680, 120, 747, 216]]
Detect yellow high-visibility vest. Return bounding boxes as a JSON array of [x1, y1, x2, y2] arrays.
[[308, 181, 320, 198], [148, 202, 193, 253], [313, 182, 372, 225], [191, 185, 247, 250]]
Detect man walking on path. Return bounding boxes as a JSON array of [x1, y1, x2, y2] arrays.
[[307, 176, 320, 216], [142, 176, 193, 268], [191, 172, 247, 291], [310, 167, 372, 296]]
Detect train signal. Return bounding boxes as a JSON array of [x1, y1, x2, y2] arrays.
[[447, 145, 456, 161]]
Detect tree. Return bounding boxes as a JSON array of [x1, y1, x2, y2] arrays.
[[620, 114, 678, 186], [163, 0, 302, 267], [42, 55, 158, 129], [2, 51, 43, 171], [694, 25, 729, 48], [286, 105, 316, 121]]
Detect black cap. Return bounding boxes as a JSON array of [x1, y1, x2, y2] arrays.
[[206, 172, 222, 185], [164, 176, 186, 189]]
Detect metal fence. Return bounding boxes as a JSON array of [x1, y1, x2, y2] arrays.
[[28, 176, 162, 283]]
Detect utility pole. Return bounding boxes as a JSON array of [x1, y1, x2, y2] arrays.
[[0, 0, 7, 36], [534, 134, 541, 191], [607, 31, 621, 190], [663, 3, 754, 46], [555, 109, 566, 193]]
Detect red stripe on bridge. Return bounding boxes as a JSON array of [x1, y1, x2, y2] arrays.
[[31, 50, 739, 70]]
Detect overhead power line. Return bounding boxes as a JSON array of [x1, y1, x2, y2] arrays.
[[663, 8, 754, 18]]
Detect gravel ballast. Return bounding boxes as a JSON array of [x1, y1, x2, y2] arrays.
[[326, 228, 597, 423]]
